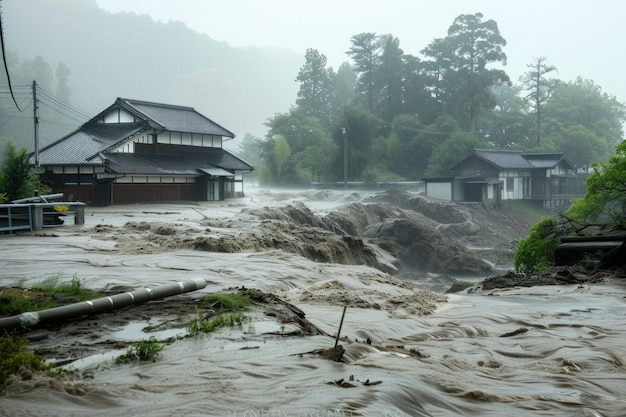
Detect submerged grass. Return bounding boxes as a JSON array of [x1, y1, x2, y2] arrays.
[[186, 311, 250, 336], [0, 276, 102, 384], [186, 291, 256, 336], [115, 338, 165, 364], [0, 289, 262, 382]]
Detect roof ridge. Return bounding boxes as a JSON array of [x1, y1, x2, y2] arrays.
[[475, 148, 523, 153], [118, 97, 195, 111]]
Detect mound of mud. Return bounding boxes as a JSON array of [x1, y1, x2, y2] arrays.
[[361, 189, 548, 248], [75, 189, 548, 277], [193, 219, 391, 273], [362, 189, 468, 224], [326, 202, 491, 275], [242, 202, 329, 229], [369, 218, 492, 275]]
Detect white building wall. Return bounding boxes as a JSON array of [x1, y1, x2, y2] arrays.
[[499, 169, 525, 200], [110, 131, 227, 153], [115, 176, 196, 184], [156, 132, 222, 148], [103, 109, 135, 123], [550, 162, 568, 175], [234, 171, 244, 193], [426, 182, 452, 201]]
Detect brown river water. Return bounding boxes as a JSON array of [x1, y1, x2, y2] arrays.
[[0, 189, 624, 416]]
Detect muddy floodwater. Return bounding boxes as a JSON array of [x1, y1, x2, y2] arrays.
[[1, 188, 625, 417]]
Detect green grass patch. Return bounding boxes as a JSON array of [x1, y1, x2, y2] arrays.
[[31, 275, 92, 298], [115, 339, 165, 364], [185, 291, 261, 336], [241, 288, 265, 301], [203, 293, 251, 312], [0, 276, 100, 318], [0, 293, 54, 318], [186, 311, 250, 336]]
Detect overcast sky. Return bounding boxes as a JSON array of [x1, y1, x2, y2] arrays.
[[96, 0, 625, 104]]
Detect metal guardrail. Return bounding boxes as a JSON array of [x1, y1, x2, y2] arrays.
[[0, 202, 86, 234], [0, 205, 34, 233]]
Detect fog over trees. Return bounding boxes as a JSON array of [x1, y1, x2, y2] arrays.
[[1, 2, 624, 187], [1, 0, 301, 149], [258, 13, 624, 185]]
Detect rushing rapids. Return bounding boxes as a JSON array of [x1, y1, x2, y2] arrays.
[[1, 188, 624, 416]]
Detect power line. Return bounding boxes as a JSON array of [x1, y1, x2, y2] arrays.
[[0, 98, 32, 128], [0, 91, 31, 95], [0, 84, 31, 89], [1, 84, 92, 125], [36, 85, 92, 120], [38, 98, 88, 125], [38, 117, 83, 130], [0, 0, 23, 111]]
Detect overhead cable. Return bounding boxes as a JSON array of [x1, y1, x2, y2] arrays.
[[0, 1, 23, 111]]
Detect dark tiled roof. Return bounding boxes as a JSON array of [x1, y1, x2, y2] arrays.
[[35, 98, 250, 175], [105, 148, 253, 176], [102, 154, 155, 175], [458, 149, 568, 170], [118, 98, 235, 138], [193, 147, 255, 171], [473, 149, 533, 169], [34, 122, 147, 166], [523, 153, 571, 169]]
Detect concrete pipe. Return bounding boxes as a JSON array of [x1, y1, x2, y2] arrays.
[[0, 278, 207, 331]]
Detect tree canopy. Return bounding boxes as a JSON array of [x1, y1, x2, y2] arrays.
[[260, 12, 624, 186], [0, 140, 49, 202], [566, 140, 626, 232]]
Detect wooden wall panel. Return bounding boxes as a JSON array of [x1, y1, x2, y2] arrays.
[[112, 184, 196, 204]]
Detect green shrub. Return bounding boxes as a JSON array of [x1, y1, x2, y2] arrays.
[[0, 333, 47, 384], [514, 217, 560, 274]]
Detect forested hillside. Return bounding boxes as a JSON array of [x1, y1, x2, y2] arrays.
[[0, 0, 302, 149]]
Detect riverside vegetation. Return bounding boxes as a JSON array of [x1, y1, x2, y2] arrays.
[[1, 286, 260, 384], [0, 276, 97, 384], [514, 140, 626, 274]]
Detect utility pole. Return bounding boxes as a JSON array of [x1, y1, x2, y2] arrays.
[[342, 127, 347, 189], [342, 105, 348, 190], [32, 80, 39, 166]]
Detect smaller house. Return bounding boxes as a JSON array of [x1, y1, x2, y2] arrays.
[[423, 149, 585, 207], [31, 98, 254, 206]]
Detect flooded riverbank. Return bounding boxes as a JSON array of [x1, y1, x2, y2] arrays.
[[1, 188, 624, 416]]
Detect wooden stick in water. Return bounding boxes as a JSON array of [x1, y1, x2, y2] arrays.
[[334, 305, 347, 347]]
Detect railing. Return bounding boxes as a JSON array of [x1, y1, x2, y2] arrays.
[[0, 202, 86, 234], [0, 205, 33, 233], [523, 193, 585, 201]]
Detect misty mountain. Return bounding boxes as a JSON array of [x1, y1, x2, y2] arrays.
[[2, 0, 303, 147]]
